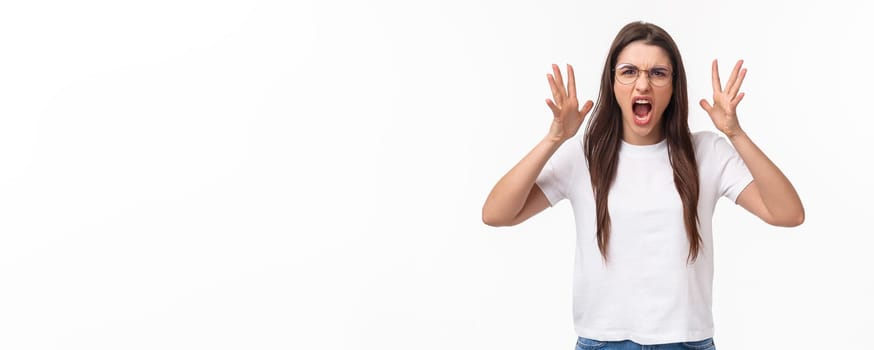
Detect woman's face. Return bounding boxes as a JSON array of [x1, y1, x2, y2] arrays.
[[613, 41, 674, 145]]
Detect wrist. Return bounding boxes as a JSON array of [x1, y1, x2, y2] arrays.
[[542, 135, 566, 148], [726, 128, 747, 140], [725, 129, 749, 145]]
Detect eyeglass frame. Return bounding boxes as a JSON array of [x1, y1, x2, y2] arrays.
[[612, 63, 675, 87]]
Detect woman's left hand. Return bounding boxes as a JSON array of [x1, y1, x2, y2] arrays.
[[699, 59, 746, 138]]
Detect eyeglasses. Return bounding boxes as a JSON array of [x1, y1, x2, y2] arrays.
[[613, 63, 673, 87]]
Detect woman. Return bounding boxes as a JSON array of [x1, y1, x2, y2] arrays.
[[481, 21, 804, 349]]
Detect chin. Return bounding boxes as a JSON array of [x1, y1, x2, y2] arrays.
[[623, 115, 663, 143]]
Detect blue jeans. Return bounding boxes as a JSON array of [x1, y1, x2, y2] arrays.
[[575, 337, 715, 350]]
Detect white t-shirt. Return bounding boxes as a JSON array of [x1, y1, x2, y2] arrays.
[[535, 131, 753, 344]]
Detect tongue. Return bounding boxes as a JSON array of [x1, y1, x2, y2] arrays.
[[633, 103, 651, 117]]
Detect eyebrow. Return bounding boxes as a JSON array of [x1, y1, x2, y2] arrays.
[[615, 63, 673, 69]]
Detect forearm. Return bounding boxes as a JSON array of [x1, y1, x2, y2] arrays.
[[482, 136, 562, 225], [729, 130, 805, 223]]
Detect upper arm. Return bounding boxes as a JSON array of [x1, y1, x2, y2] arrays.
[[506, 184, 552, 226], [735, 180, 775, 225]]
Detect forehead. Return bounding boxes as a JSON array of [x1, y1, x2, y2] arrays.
[[616, 41, 672, 67]]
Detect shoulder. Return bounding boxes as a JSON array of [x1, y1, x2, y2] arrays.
[[691, 130, 734, 157], [691, 130, 745, 176], [555, 134, 586, 158], [547, 134, 588, 175], [691, 130, 722, 149]]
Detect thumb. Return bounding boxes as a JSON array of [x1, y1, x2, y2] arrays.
[[699, 99, 712, 113], [546, 99, 559, 115], [579, 100, 595, 116]]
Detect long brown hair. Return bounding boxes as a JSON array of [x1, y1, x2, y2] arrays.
[[584, 21, 701, 264]]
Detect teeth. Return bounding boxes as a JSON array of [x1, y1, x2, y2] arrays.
[[634, 99, 651, 104]]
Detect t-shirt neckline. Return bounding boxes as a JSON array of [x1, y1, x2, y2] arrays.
[[620, 137, 668, 156]]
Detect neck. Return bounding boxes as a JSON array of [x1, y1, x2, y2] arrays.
[[622, 130, 665, 145]]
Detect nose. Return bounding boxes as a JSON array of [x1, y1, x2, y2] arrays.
[[634, 71, 651, 91]]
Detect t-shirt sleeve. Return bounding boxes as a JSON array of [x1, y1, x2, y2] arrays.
[[534, 138, 581, 207], [713, 135, 754, 203]]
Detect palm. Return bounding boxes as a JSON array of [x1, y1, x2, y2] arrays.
[[545, 64, 594, 142], [699, 59, 746, 137]]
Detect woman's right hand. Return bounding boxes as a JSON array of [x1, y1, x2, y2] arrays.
[[545, 64, 594, 143]]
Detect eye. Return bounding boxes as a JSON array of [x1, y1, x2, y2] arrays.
[[651, 68, 670, 78], [619, 67, 638, 76]]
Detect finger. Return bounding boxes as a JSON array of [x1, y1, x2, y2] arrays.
[[732, 92, 746, 106], [552, 64, 567, 97], [711, 59, 722, 94], [567, 64, 577, 98], [728, 67, 747, 99], [546, 99, 559, 115], [579, 100, 594, 116], [547, 74, 562, 104], [699, 99, 713, 113], [725, 60, 744, 96]]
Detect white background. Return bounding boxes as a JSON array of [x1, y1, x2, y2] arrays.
[[1, 0, 871, 349]]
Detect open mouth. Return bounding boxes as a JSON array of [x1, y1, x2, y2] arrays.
[[632, 97, 652, 125]]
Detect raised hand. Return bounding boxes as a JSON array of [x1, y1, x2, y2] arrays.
[[700, 59, 747, 138], [545, 64, 594, 143]]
